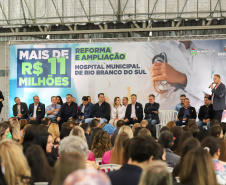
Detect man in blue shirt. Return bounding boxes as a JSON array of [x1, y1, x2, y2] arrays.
[[77, 96, 92, 123], [46, 96, 61, 121], [174, 94, 186, 119]]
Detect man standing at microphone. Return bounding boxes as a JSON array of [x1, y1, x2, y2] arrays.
[[209, 74, 226, 122]]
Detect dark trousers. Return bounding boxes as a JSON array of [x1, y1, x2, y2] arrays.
[[213, 110, 223, 122], [125, 118, 140, 125]]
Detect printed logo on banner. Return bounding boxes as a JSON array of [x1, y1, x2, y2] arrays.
[[17, 48, 71, 88], [190, 48, 197, 56]]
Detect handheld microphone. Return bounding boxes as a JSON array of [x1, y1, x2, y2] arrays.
[[209, 82, 214, 88]]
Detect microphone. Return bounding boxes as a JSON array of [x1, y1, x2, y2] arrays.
[[209, 82, 214, 88]]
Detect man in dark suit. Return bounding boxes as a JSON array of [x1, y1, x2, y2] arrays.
[[125, 94, 143, 125], [176, 98, 196, 126], [107, 136, 159, 185], [28, 95, 45, 123], [0, 91, 4, 114], [144, 94, 160, 127], [13, 97, 28, 119], [77, 96, 93, 123], [209, 74, 226, 122], [197, 96, 214, 130]]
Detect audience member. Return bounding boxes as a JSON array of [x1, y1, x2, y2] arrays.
[[0, 122, 11, 140], [85, 93, 111, 125], [210, 125, 223, 138], [196, 129, 210, 142], [198, 97, 214, 130], [19, 119, 27, 132], [46, 96, 61, 121], [134, 127, 143, 137], [111, 120, 125, 146], [125, 94, 143, 125], [217, 138, 226, 162], [51, 152, 86, 185], [144, 94, 160, 127], [140, 120, 148, 128], [189, 125, 199, 138], [201, 136, 226, 184], [146, 123, 157, 139], [102, 132, 129, 164], [0, 140, 31, 185], [13, 97, 28, 119], [48, 123, 60, 144], [188, 119, 197, 128], [107, 136, 159, 185], [160, 126, 169, 133], [132, 123, 141, 134], [166, 121, 176, 133], [89, 127, 102, 149], [10, 120, 21, 141], [179, 147, 218, 185], [109, 97, 126, 126], [64, 169, 111, 185], [60, 127, 72, 140], [158, 131, 180, 167], [138, 128, 151, 136], [57, 94, 78, 129], [119, 125, 133, 138], [220, 122, 226, 138], [81, 122, 91, 145], [139, 160, 172, 185], [41, 117, 51, 126], [210, 119, 220, 128], [25, 145, 54, 184], [77, 96, 92, 123], [103, 123, 115, 137], [177, 98, 196, 126], [171, 126, 183, 151], [28, 95, 45, 123], [91, 130, 112, 158]]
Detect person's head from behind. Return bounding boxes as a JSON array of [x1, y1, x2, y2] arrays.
[[59, 136, 88, 159], [138, 128, 151, 137], [98, 93, 105, 103], [0, 122, 10, 139], [82, 96, 88, 106], [10, 120, 21, 141], [25, 145, 52, 182], [60, 127, 72, 140], [134, 127, 143, 137], [33, 95, 39, 105], [116, 120, 125, 128], [91, 130, 112, 158], [66, 94, 73, 104], [160, 126, 169, 133], [181, 138, 200, 162], [0, 140, 30, 185], [48, 123, 60, 140], [148, 94, 155, 104], [220, 122, 226, 137], [184, 98, 190, 108], [14, 97, 21, 105], [51, 152, 86, 185], [179, 147, 218, 185], [90, 119, 100, 129], [201, 136, 220, 159], [180, 94, 186, 105], [119, 125, 133, 138], [23, 125, 38, 144], [18, 119, 27, 130], [175, 131, 193, 155], [210, 119, 220, 128], [190, 125, 199, 138], [188, 119, 197, 128], [166, 121, 176, 133], [138, 160, 172, 185], [172, 126, 183, 139], [196, 129, 210, 142], [131, 94, 137, 104], [70, 126, 86, 141], [132, 123, 141, 133], [41, 117, 51, 126], [128, 136, 159, 168], [210, 126, 223, 138], [158, 131, 174, 149], [146, 123, 157, 139], [51, 96, 57, 106], [110, 132, 130, 165], [213, 74, 221, 84], [64, 169, 111, 185], [140, 120, 148, 127], [81, 122, 90, 134]]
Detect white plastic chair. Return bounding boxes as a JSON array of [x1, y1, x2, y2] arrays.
[[99, 164, 121, 172], [157, 110, 178, 137], [167, 167, 174, 173], [95, 158, 102, 165]]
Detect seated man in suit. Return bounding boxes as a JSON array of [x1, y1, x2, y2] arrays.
[[76, 96, 92, 123], [124, 94, 143, 125], [85, 93, 111, 125], [144, 94, 160, 127], [197, 96, 214, 130], [28, 95, 45, 123], [57, 94, 78, 129], [176, 98, 196, 126], [13, 97, 28, 120]]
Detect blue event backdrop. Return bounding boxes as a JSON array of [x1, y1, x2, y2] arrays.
[[9, 40, 226, 120]]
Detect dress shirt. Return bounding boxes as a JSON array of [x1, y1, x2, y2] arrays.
[[111, 105, 126, 119], [131, 103, 136, 118], [46, 104, 61, 119], [33, 104, 38, 118]]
